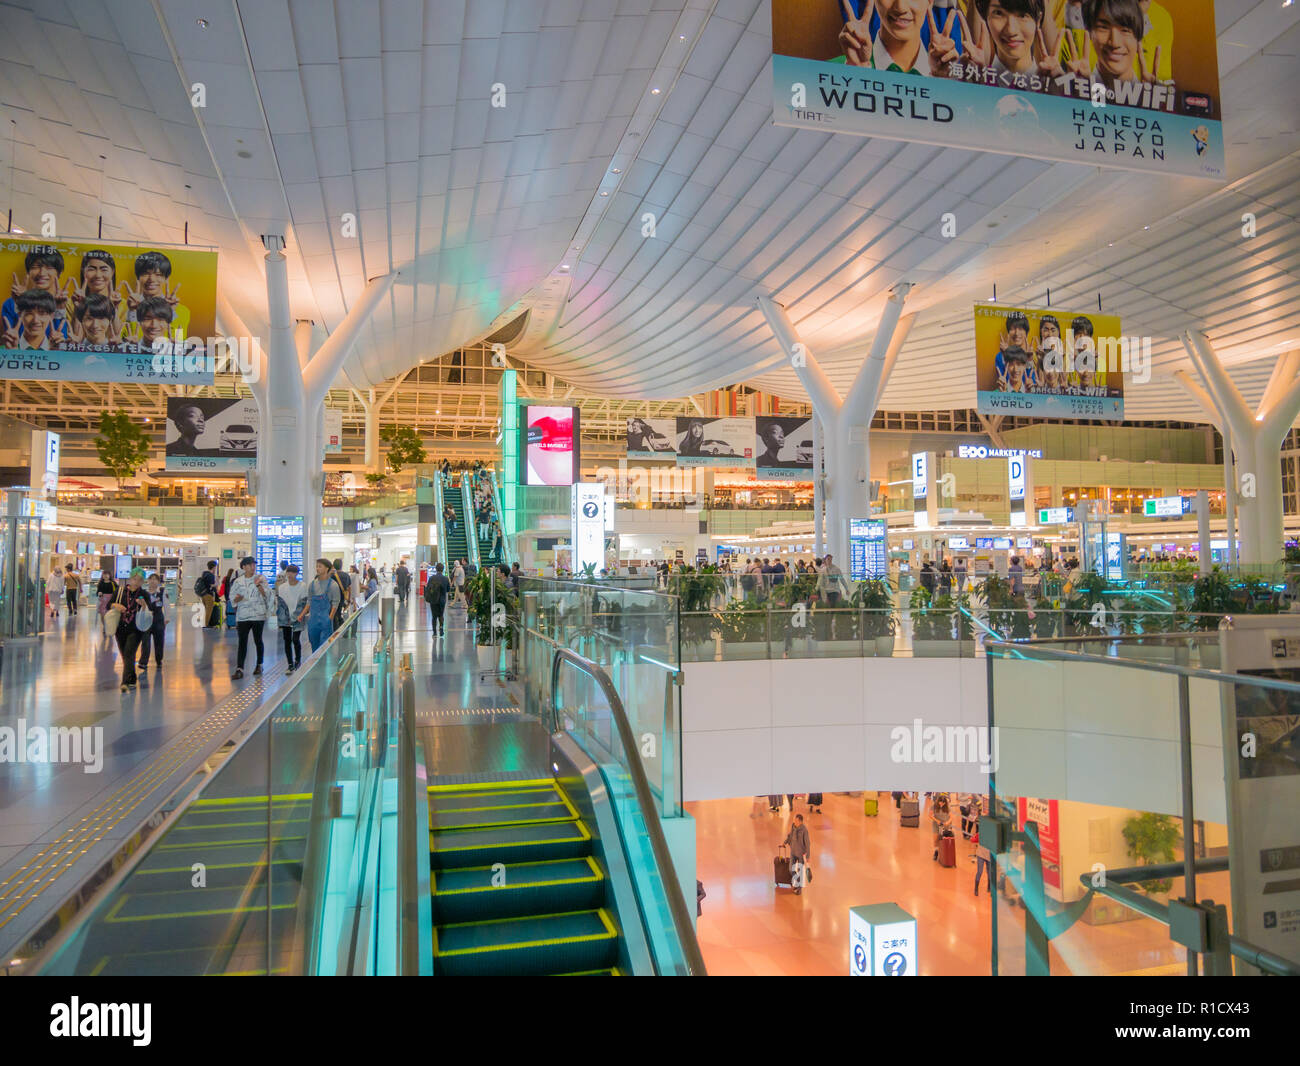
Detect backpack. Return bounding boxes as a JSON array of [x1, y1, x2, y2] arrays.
[[193, 575, 206, 595]]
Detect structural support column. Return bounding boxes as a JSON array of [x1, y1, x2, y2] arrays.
[[757, 287, 913, 566], [255, 251, 398, 568], [812, 414, 825, 558], [1175, 368, 1237, 566], [1181, 333, 1300, 565]]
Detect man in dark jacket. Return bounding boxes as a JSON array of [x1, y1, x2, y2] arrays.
[[197, 561, 219, 627], [783, 814, 811, 895], [423, 562, 451, 639], [394, 561, 411, 606]]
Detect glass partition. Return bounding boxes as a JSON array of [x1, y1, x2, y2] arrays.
[[26, 605, 379, 976], [986, 633, 1300, 977]]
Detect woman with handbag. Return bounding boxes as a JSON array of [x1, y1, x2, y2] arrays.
[[136, 572, 168, 675], [109, 568, 150, 692], [96, 571, 118, 634]]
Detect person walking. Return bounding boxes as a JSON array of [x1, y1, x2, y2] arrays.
[[136, 572, 168, 675], [96, 570, 118, 634], [195, 560, 219, 626], [276, 564, 308, 672], [953, 555, 967, 593], [452, 559, 466, 606], [783, 814, 812, 895], [938, 558, 953, 596], [365, 567, 379, 598], [974, 822, 993, 897], [424, 561, 451, 639], [110, 569, 150, 692], [330, 559, 352, 630], [63, 564, 80, 615], [931, 795, 953, 861], [816, 554, 846, 606], [394, 560, 411, 606], [229, 557, 275, 679], [221, 567, 237, 627], [46, 566, 64, 619], [1008, 555, 1025, 596], [303, 559, 341, 652]]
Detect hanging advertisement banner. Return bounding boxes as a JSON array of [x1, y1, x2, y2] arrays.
[[755, 415, 813, 479], [0, 238, 219, 382], [674, 416, 753, 467], [164, 397, 258, 472], [625, 417, 678, 460], [521, 405, 580, 486], [323, 407, 343, 453], [973, 303, 1124, 420], [771, 0, 1224, 179]]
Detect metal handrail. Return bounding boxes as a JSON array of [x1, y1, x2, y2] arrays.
[[1076, 862, 1300, 977], [462, 476, 481, 571], [985, 636, 1300, 691], [548, 646, 705, 976], [395, 652, 430, 975], [487, 468, 514, 568]]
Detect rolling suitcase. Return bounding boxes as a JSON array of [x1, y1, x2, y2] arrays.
[[900, 798, 920, 827], [808, 792, 823, 808], [863, 795, 878, 816], [938, 830, 957, 867], [774, 844, 793, 887], [768, 795, 782, 810]]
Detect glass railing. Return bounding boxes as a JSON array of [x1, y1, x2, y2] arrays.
[[23, 599, 383, 976], [519, 580, 681, 815], [548, 647, 704, 976], [984, 632, 1300, 976]]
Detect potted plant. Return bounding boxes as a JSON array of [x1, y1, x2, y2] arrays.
[[1063, 571, 1109, 647], [982, 574, 1031, 642], [676, 567, 721, 658], [911, 588, 974, 657], [1187, 569, 1233, 668], [715, 598, 770, 659], [466, 568, 518, 669], [853, 578, 896, 657], [1121, 811, 1180, 895]]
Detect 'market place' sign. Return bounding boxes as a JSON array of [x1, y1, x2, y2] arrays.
[[957, 445, 1043, 460]]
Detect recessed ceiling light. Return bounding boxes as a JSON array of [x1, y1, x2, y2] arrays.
[[679, 34, 686, 40], [611, 168, 621, 174], [11, 227, 23, 234], [651, 87, 661, 94], [599, 191, 609, 196], [560, 264, 569, 270]]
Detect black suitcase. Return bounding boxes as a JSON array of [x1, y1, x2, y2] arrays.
[[808, 792, 823, 807], [774, 845, 793, 886], [768, 795, 782, 810]]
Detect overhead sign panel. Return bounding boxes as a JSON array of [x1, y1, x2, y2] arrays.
[[1144, 495, 1191, 517], [0, 238, 218, 381], [974, 304, 1124, 420], [674, 416, 753, 467], [770, 0, 1224, 179], [625, 417, 678, 460], [1039, 507, 1073, 524]]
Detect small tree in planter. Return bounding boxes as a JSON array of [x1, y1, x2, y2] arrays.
[[467, 569, 518, 652], [983, 574, 1031, 641], [677, 567, 722, 652], [852, 578, 896, 655], [912, 589, 973, 656], [1064, 571, 1109, 637], [715, 598, 769, 659], [1121, 811, 1180, 895]]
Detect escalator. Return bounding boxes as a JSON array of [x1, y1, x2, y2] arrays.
[[428, 779, 619, 975], [440, 477, 469, 566]]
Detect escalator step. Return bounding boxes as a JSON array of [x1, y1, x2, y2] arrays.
[[556, 967, 622, 976], [432, 857, 604, 923], [430, 818, 590, 869], [427, 785, 561, 812], [434, 908, 617, 977], [431, 800, 574, 832]]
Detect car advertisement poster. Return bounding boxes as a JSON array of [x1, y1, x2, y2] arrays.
[[771, 0, 1224, 180], [973, 303, 1124, 420], [674, 416, 754, 467], [165, 396, 258, 471], [755, 415, 814, 479], [625, 417, 679, 460], [0, 238, 219, 382]]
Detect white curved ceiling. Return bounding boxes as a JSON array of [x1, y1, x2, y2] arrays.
[[1, 0, 1297, 421]]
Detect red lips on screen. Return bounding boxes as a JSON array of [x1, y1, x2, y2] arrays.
[[527, 416, 573, 452]]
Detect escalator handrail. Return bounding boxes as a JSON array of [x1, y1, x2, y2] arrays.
[[461, 475, 482, 570], [487, 467, 513, 567], [300, 652, 357, 975], [17, 598, 377, 975], [433, 473, 448, 570], [394, 652, 432, 974], [548, 647, 705, 976]]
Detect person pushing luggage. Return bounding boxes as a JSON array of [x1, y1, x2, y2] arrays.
[[783, 814, 811, 895]]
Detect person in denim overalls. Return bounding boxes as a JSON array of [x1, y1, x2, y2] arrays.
[[305, 558, 340, 652]]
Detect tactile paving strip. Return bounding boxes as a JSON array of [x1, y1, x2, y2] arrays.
[[0, 663, 288, 946]]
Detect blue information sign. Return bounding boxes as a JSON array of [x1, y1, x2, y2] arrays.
[[849, 518, 887, 580], [254, 515, 304, 580]]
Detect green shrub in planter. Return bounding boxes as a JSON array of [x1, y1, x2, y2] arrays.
[[716, 599, 769, 647], [1121, 811, 1180, 895], [467, 570, 518, 648]]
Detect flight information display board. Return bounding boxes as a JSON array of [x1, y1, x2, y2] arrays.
[[849, 518, 887, 580], [254, 514, 304, 579]]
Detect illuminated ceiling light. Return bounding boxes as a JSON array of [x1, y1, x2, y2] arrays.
[[651, 87, 661, 94], [599, 191, 609, 197], [611, 168, 621, 174], [559, 264, 569, 270], [197, 17, 208, 27]]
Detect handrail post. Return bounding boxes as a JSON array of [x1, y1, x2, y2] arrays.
[[1177, 672, 1198, 976]]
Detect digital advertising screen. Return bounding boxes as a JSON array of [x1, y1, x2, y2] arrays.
[[165, 396, 258, 471], [0, 238, 219, 381], [522, 405, 580, 486], [770, 0, 1224, 179], [755, 415, 814, 479], [674, 416, 754, 467], [974, 303, 1124, 420], [625, 416, 678, 460]]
